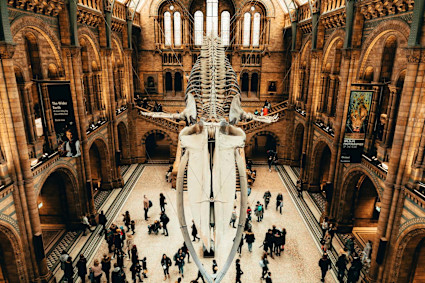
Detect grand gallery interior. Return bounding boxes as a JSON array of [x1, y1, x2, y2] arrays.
[[0, 0, 424, 282]]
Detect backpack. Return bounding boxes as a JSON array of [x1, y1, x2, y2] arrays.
[[259, 260, 265, 268], [149, 200, 153, 208]]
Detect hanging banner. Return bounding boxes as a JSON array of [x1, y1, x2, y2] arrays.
[[47, 83, 81, 157], [340, 90, 373, 163]]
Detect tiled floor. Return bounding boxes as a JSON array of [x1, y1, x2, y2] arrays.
[[86, 165, 336, 283]]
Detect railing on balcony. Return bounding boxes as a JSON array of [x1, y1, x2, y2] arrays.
[[283, 14, 291, 28], [133, 12, 141, 27], [113, 1, 126, 21], [135, 106, 180, 133], [238, 101, 288, 134], [321, 0, 345, 14], [78, 0, 102, 11], [298, 4, 311, 22]]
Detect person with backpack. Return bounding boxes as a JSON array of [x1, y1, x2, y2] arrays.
[[160, 211, 170, 236], [235, 259, 243, 283], [77, 254, 88, 283], [143, 195, 150, 220], [161, 254, 172, 280], [111, 263, 126, 283], [245, 228, 255, 252], [260, 253, 269, 280], [64, 256, 73, 283], [130, 261, 143, 283], [263, 191, 272, 209], [176, 255, 185, 277]]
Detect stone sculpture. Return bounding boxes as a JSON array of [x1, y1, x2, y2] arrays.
[[140, 36, 278, 282]]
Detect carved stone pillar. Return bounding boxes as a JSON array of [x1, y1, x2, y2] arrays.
[[364, 85, 380, 153], [326, 75, 336, 115], [383, 85, 398, 148], [20, 85, 36, 144], [87, 73, 96, 114]]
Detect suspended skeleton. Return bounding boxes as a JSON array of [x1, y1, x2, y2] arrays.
[[140, 36, 278, 282]]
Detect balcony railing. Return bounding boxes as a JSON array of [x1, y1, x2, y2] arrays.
[[78, 0, 102, 11], [322, 0, 345, 14]]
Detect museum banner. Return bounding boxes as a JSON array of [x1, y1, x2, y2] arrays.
[[340, 90, 373, 163], [47, 83, 81, 157]]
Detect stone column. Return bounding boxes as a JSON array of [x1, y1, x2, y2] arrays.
[[383, 85, 398, 147], [41, 84, 57, 150], [326, 75, 336, 115], [363, 85, 380, 153], [20, 85, 36, 144], [87, 73, 96, 114], [368, 50, 423, 282], [0, 43, 50, 281]]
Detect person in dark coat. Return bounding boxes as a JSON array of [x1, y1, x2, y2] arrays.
[[116, 250, 124, 269], [235, 259, 243, 283], [191, 220, 200, 241], [347, 255, 363, 283], [336, 253, 347, 282], [160, 211, 170, 236], [122, 211, 131, 232], [182, 242, 190, 263], [131, 245, 139, 265], [161, 254, 172, 280], [64, 256, 74, 283], [77, 254, 87, 283], [141, 257, 148, 278], [318, 253, 332, 282], [245, 229, 255, 252], [264, 229, 274, 258], [237, 235, 244, 255], [130, 261, 142, 283], [130, 220, 136, 235], [160, 193, 167, 212], [273, 229, 282, 256], [111, 263, 126, 283], [99, 211, 107, 235], [113, 231, 123, 258], [101, 254, 111, 283], [281, 228, 287, 251]]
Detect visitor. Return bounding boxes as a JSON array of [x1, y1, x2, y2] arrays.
[[140, 257, 148, 278], [321, 217, 329, 238], [60, 250, 69, 271], [142, 98, 148, 109], [101, 254, 111, 283], [318, 253, 331, 282], [165, 167, 173, 183], [143, 195, 150, 220], [99, 210, 107, 235], [64, 256, 73, 283], [255, 202, 263, 222], [176, 255, 185, 277], [276, 193, 283, 214], [91, 259, 103, 283], [235, 259, 243, 283], [345, 236, 355, 257], [111, 263, 126, 283], [322, 231, 332, 252], [347, 254, 363, 283], [264, 272, 272, 283], [336, 253, 347, 282], [263, 190, 272, 209], [116, 250, 124, 269], [245, 228, 255, 252], [113, 230, 123, 258], [281, 228, 287, 252], [212, 259, 218, 274], [237, 235, 244, 255], [161, 254, 172, 280], [122, 211, 131, 232], [77, 254, 88, 283], [273, 228, 282, 256], [328, 223, 337, 241], [267, 155, 273, 172], [260, 253, 269, 279], [82, 214, 91, 236], [131, 245, 139, 265], [130, 220, 136, 235], [194, 269, 205, 283], [254, 109, 259, 115], [125, 234, 133, 260], [362, 240, 372, 264], [296, 179, 303, 198], [191, 220, 200, 241], [148, 220, 161, 234], [160, 211, 170, 236], [264, 229, 274, 258], [182, 242, 191, 263], [230, 206, 237, 228], [130, 261, 142, 283], [246, 206, 252, 221], [160, 193, 167, 212]]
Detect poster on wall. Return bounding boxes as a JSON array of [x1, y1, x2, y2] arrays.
[[47, 83, 81, 157], [340, 90, 373, 163]]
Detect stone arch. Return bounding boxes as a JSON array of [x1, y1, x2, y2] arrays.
[[391, 226, 425, 283], [293, 123, 305, 164], [338, 167, 382, 226], [89, 138, 113, 189], [117, 122, 130, 163], [357, 19, 410, 79], [11, 16, 63, 71], [0, 221, 27, 282], [321, 29, 345, 69], [37, 166, 81, 227], [111, 35, 124, 67], [309, 139, 333, 186], [246, 130, 280, 159], [78, 31, 101, 70], [141, 129, 175, 162]]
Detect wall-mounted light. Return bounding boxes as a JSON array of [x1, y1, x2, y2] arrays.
[[38, 202, 43, 209]]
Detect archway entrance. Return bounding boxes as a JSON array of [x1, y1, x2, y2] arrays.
[[396, 231, 425, 283], [0, 229, 21, 282], [251, 133, 277, 161], [145, 132, 170, 161], [341, 172, 380, 246], [89, 140, 111, 191], [310, 143, 331, 192], [293, 124, 304, 167], [38, 170, 77, 254]]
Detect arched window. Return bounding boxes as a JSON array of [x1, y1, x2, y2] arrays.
[[243, 13, 251, 48], [165, 72, 173, 91], [164, 12, 172, 46], [251, 73, 259, 92], [175, 72, 182, 92], [194, 11, 204, 46], [221, 11, 230, 46], [174, 12, 182, 47], [252, 13, 261, 47], [206, 0, 218, 36], [241, 73, 249, 92]]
